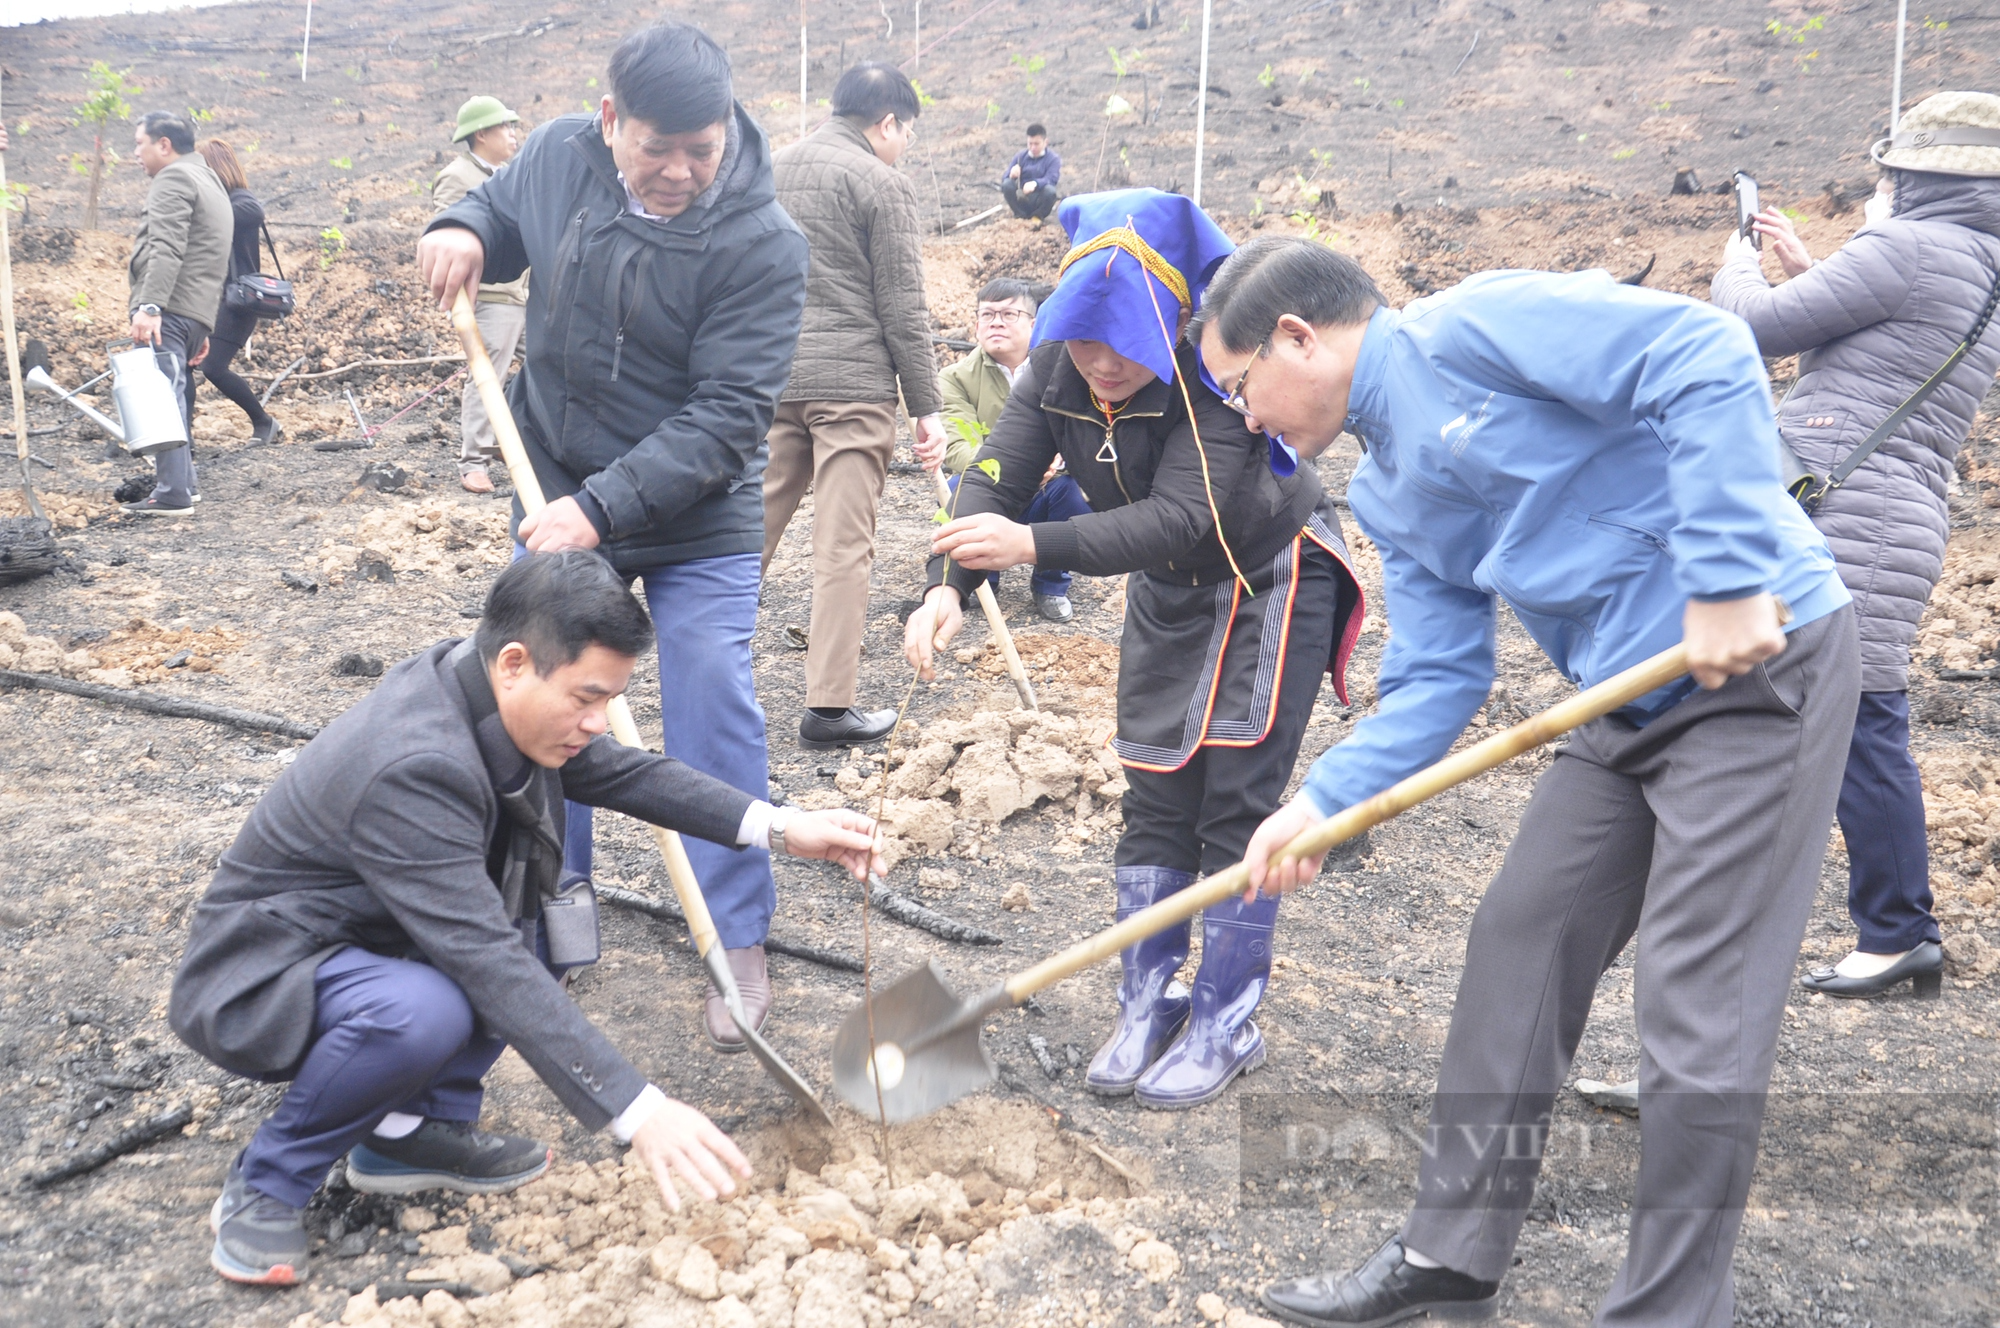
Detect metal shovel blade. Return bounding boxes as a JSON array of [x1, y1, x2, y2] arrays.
[[701, 946, 833, 1127], [831, 961, 998, 1124]]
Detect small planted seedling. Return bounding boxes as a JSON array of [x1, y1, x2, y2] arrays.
[[1011, 53, 1046, 95], [72, 61, 138, 231], [318, 226, 347, 270]]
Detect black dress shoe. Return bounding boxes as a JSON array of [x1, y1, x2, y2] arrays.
[[1262, 1237, 1499, 1327], [1799, 941, 1943, 999], [799, 706, 898, 748]]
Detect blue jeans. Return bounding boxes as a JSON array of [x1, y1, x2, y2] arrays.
[[549, 551, 775, 949], [239, 948, 508, 1207], [948, 472, 1091, 597], [1836, 690, 1940, 952]]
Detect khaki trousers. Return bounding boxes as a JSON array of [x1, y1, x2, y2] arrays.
[[761, 399, 899, 710], [459, 300, 526, 472]]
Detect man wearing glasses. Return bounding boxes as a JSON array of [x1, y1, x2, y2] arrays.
[[1197, 237, 1858, 1328], [935, 277, 1092, 621], [765, 62, 947, 747]]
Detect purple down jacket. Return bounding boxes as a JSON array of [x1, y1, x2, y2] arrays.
[[1712, 170, 2000, 692]]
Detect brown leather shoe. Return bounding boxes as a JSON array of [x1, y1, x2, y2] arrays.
[[703, 945, 772, 1053], [460, 467, 495, 494]]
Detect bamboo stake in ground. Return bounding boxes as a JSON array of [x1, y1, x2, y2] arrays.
[[449, 289, 832, 1126], [0, 82, 46, 523], [927, 466, 1036, 711]]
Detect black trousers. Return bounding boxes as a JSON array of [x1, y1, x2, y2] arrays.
[[1002, 178, 1057, 220], [202, 303, 269, 426], [1116, 544, 1336, 875]]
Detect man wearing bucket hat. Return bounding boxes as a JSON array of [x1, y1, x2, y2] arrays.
[[433, 96, 528, 494], [904, 189, 1365, 1109], [1201, 237, 1858, 1324], [1712, 90, 2000, 1004]]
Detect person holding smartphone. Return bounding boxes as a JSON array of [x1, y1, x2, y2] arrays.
[[1713, 91, 2000, 1000]]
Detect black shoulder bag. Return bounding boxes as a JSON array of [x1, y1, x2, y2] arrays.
[[1783, 263, 2000, 512], [222, 222, 297, 321]]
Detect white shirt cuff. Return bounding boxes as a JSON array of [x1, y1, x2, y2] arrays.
[[610, 1083, 668, 1143], [736, 800, 776, 850]]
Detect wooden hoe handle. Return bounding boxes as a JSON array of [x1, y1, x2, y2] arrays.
[[1001, 643, 1694, 1002], [928, 466, 1036, 712], [451, 290, 726, 961]]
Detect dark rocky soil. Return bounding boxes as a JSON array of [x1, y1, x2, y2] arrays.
[[1, 2, 1997, 1326]]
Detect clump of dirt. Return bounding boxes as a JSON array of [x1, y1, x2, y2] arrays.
[[314, 501, 511, 584], [310, 1098, 1178, 1328], [1914, 531, 2000, 673], [0, 610, 243, 687], [1915, 744, 2000, 981], [794, 704, 1124, 872], [0, 489, 114, 530]]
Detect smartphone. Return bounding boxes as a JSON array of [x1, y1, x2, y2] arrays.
[[1733, 172, 1762, 250]]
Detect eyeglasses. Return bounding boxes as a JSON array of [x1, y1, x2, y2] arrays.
[[1220, 339, 1270, 417], [976, 308, 1033, 326]]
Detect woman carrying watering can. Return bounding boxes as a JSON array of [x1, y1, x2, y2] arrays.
[[903, 190, 1364, 1108]]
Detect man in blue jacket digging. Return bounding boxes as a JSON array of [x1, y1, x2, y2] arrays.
[[1198, 239, 1859, 1328]]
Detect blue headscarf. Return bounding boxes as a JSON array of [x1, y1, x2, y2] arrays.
[[1032, 189, 1235, 385], [1035, 189, 1298, 476]]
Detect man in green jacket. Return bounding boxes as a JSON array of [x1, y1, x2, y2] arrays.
[[122, 111, 231, 517], [433, 96, 528, 494], [937, 276, 1091, 621]]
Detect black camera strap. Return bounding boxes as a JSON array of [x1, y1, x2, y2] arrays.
[[1792, 261, 2000, 512]]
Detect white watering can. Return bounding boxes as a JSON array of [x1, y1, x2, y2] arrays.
[[109, 345, 189, 457]]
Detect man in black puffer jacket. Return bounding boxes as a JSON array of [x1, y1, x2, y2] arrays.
[[419, 22, 809, 1051]]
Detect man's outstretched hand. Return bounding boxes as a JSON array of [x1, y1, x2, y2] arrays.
[[418, 227, 487, 311], [628, 1097, 752, 1212], [779, 808, 885, 880]]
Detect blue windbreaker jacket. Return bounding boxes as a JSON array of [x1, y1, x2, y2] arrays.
[[1298, 269, 1850, 819]]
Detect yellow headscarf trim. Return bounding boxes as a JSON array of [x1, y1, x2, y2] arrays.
[[1057, 226, 1192, 312]]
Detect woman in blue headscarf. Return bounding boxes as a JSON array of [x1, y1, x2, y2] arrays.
[[903, 190, 1366, 1108]]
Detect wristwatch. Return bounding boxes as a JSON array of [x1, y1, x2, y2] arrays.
[[767, 806, 796, 857], [136, 304, 162, 317]]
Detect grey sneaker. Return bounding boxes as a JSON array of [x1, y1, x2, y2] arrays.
[[1034, 593, 1074, 622], [209, 1155, 309, 1286], [345, 1118, 549, 1196], [120, 495, 194, 517]]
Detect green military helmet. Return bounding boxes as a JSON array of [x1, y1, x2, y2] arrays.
[[453, 96, 520, 144]]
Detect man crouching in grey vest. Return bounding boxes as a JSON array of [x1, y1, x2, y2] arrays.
[[169, 552, 881, 1288]]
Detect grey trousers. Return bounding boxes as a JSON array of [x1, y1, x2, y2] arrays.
[[147, 311, 207, 506], [459, 300, 526, 471], [1401, 604, 1859, 1328]]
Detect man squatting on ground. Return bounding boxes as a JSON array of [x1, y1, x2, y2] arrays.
[[764, 61, 947, 749], [936, 276, 1095, 622], [1000, 123, 1060, 223], [431, 94, 528, 495], [906, 191, 1365, 1110], [170, 552, 883, 1287], [122, 110, 232, 517], [1197, 239, 1859, 1327], [418, 22, 811, 1051]]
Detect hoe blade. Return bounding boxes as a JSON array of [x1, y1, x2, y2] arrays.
[[831, 961, 996, 1124], [702, 946, 833, 1127]]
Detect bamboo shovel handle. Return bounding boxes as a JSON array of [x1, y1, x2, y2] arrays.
[[928, 466, 1037, 711], [450, 289, 724, 962], [1002, 642, 1692, 1002]]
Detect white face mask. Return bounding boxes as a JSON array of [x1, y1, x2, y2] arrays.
[[1863, 181, 1893, 228]]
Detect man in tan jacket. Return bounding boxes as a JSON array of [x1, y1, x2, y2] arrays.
[[433, 96, 527, 494], [121, 111, 232, 517], [765, 63, 945, 748]]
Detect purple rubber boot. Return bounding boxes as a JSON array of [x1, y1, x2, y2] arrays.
[[1085, 866, 1194, 1096], [1133, 892, 1279, 1109]]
